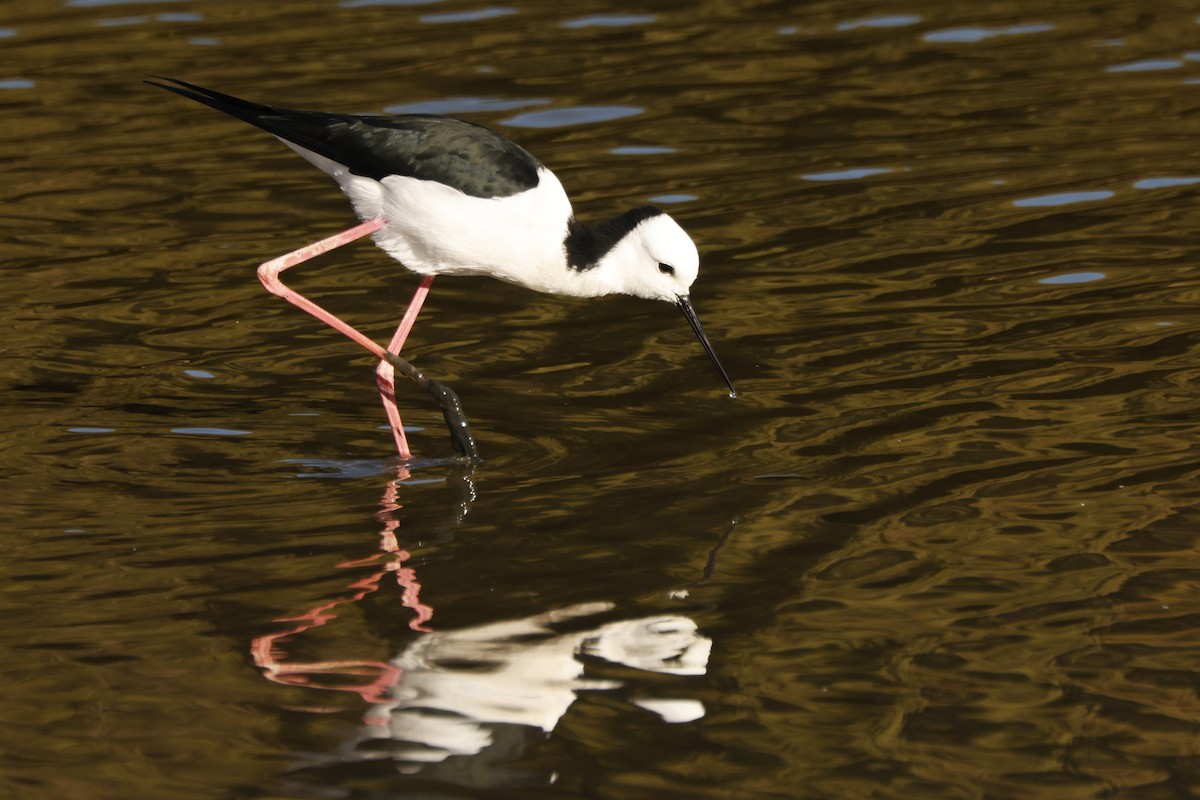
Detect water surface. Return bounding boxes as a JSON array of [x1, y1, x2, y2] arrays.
[[5, 0, 1200, 797]]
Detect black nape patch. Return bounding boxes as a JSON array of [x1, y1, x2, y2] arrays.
[[564, 205, 664, 271]]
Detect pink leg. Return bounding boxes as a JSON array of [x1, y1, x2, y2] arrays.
[[257, 218, 421, 460], [375, 275, 435, 456]]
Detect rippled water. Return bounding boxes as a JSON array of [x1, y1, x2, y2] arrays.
[[6, 0, 1200, 797]]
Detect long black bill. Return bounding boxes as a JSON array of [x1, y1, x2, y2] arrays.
[[676, 296, 737, 398]]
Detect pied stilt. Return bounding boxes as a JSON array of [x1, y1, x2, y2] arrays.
[[147, 77, 735, 460]]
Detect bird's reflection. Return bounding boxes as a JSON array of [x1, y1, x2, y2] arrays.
[[253, 467, 711, 792], [251, 463, 473, 702], [358, 603, 709, 763], [296, 602, 710, 790]]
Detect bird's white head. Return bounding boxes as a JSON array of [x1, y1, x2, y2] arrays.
[[601, 212, 701, 303], [576, 207, 736, 398]]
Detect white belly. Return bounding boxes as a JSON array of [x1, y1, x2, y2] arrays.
[[277, 139, 607, 297]]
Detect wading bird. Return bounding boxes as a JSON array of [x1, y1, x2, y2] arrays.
[[148, 77, 735, 460]]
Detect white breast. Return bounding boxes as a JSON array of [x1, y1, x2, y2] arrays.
[[277, 138, 615, 297], [322, 164, 574, 284]]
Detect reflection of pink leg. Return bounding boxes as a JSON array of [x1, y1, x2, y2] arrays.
[[257, 218, 418, 459], [375, 275, 435, 458], [247, 468, 435, 705]]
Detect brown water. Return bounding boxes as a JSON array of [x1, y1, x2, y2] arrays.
[[6, 0, 1200, 797]]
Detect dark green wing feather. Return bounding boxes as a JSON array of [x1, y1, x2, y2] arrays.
[[146, 76, 542, 199]]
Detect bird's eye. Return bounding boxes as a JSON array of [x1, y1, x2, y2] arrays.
[[658, 263, 675, 276]]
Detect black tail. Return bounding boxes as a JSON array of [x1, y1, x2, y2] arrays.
[[144, 76, 289, 131], [144, 76, 366, 172]]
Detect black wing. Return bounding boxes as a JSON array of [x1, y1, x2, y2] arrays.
[[145, 76, 542, 199]]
